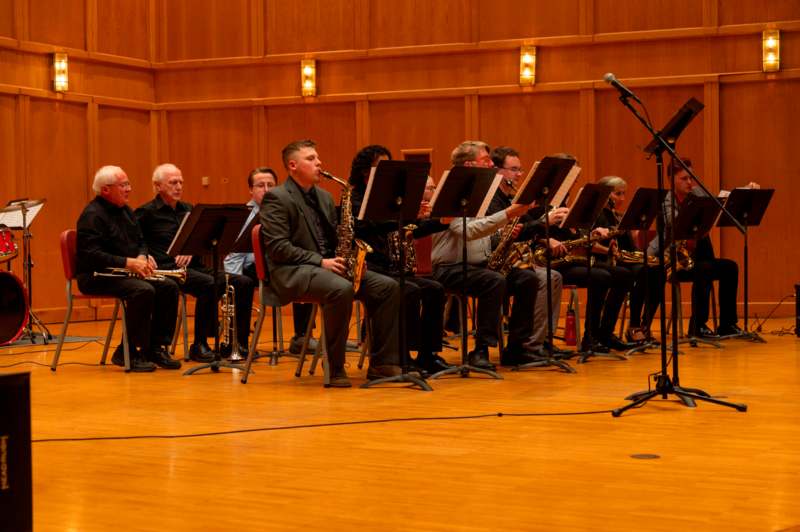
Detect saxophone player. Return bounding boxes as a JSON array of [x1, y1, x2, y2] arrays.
[[431, 141, 541, 368], [486, 146, 570, 357], [349, 145, 452, 376], [259, 139, 403, 387]]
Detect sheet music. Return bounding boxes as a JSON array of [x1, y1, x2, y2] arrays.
[[357, 165, 379, 221], [475, 172, 503, 218], [550, 164, 581, 208], [428, 169, 450, 212], [166, 211, 191, 256], [560, 186, 584, 228], [0, 203, 44, 230]]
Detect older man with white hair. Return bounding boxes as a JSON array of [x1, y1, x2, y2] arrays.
[[135, 163, 255, 361], [76, 165, 180, 372]]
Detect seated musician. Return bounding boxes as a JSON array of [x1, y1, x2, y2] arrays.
[[349, 144, 452, 376], [593, 176, 664, 344], [259, 139, 404, 387], [532, 154, 634, 353], [647, 158, 755, 338], [431, 141, 540, 368], [76, 165, 179, 372], [135, 163, 255, 361], [487, 146, 570, 357], [223, 167, 317, 355]]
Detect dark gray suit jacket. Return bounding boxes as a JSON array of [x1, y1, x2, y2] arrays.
[[259, 177, 338, 305]]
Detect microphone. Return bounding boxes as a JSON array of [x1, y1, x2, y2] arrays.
[[603, 73, 640, 103]]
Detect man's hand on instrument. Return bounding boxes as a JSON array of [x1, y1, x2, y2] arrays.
[[511, 224, 523, 240], [548, 238, 567, 257], [146, 255, 157, 269], [126, 257, 153, 278], [546, 207, 569, 226], [322, 257, 348, 277], [175, 255, 192, 268], [591, 227, 610, 239]]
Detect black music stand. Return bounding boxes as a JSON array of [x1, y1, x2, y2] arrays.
[[429, 165, 504, 380], [357, 160, 432, 391], [611, 93, 747, 416], [170, 204, 251, 376], [615, 188, 666, 356], [717, 188, 774, 343], [559, 184, 622, 363], [512, 156, 579, 373]]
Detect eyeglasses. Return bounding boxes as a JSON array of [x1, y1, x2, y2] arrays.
[[502, 166, 525, 174]]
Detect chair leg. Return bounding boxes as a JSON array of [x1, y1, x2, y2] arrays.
[[357, 303, 369, 369], [711, 286, 718, 332], [51, 284, 74, 371], [295, 304, 318, 377], [120, 303, 131, 372], [618, 296, 628, 339], [248, 292, 267, 362], [99, 301, 120, 365], [572, 288, 582, 348]]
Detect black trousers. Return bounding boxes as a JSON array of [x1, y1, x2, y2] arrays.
[[182, 268, 255, 347], [626, 263, 665, 330], [675, 258, 738, 329], [557, 263, 633, 340], [400, 275, 445, 355], [77, 275, 178, 353], [434, 264, 537, 349]]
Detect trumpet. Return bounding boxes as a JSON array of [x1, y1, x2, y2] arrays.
[[94, 267, 187, 283], [218, 273, 243, 361]]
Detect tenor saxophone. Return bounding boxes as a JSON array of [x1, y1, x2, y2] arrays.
[[320, 170, 372, 292], [387, 224, 418, 275]]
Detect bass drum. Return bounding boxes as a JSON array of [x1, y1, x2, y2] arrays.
[[0, 271, 28, 346]]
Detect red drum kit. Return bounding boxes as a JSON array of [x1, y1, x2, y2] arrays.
[[0, 199, 47, 346]]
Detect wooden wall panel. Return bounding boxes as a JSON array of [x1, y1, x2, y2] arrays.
[[265, 0, 356, 55], [164, 108, 256, 205], [27, 99, 88, 312], [369, 0, 472, 49], [266, 103, 357, 199], [0, 49, 50, 91], [80, 63, 154, 102], [97, 107, 153, 208], [594, 0, 703, 34], [0, 0, 14, 38], [154, 63, 296, 103], [719, 79, 800, 305], [479, 92, 582, 173], [0, 95, 18, 200], [369, 98, 465, 183], [478, 0, 581, 41], [164, 0, 251, 61], [96, 0, 149, 60], [28, 0, 85, 49], [718, 0, 800, 26]]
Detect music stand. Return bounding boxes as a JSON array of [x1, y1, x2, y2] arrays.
[[511, 156, 580, 373], [615, 188, 666, 356], [560, 184, 623, 363], [357, 160, 432, 391], [717, 188, 774, 342], [644, 98, 704, 156], [169, 204, 251, 376], [0, 199, 50, 343], [429, 165, 504, 380], [611, 93, 747, 417]]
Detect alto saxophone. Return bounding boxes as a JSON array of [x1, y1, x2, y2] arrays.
[[532, 229, 624, 268], [664, 240, 694, 280], [387, 224, 418, 275], [320, 170, 372, 292]]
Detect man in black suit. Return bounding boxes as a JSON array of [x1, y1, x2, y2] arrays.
[[259, 139, 403, 387]]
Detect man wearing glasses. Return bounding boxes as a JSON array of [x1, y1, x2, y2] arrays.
[[487, 146, 570, 357]]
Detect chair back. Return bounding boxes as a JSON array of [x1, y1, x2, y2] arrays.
[[251, 224, 268, 282], [636, 229, 656, 251], [414, 235, 433, 276], [60, 229, 78, 280]]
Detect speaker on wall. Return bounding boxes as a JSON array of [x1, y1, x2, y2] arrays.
[[0, 372, 32, 532]]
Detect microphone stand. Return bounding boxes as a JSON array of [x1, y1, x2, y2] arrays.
[[610, 92, 746, 416]]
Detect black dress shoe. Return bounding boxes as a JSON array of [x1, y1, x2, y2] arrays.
[[111, 343, 128, 367], [580, 339, 610, 353], [130, 357, 157, 372], [148, 346, 182, 369], [468, 348, 496, 371], [605, 335, 637, 351], [543, 342, 574, 357], [366, 364, 403, 380], [189, 342, 216, 363], [289, 336, 319, 355], [416, 354, 453, 375], [500, 347, 544, 366], [689, 325, 720, 339], [327, 367, 352, 388], [716, 324, 744, 337]]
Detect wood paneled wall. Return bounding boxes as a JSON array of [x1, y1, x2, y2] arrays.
[[1, 0, 798, 321]]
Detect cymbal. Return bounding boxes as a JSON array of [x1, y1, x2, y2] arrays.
[[0, 199, 46, 214]]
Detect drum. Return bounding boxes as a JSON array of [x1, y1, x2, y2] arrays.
[[0, 226, 17, 264], [0, 271, 28, 346]]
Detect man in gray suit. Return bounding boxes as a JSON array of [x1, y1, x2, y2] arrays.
[[259, 139, 403, 387]]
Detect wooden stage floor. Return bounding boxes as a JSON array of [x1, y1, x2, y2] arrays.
[[2, 318, 799, 531]]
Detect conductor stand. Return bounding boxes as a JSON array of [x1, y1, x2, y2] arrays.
[[2, 199, 51, 343], [717, 188, 774, 343], [171, 204, 251, 376], [512, 156, 579, 373], [615, 187, 666, 356], [610, 90, 747, 416], [429, 165, 503, 380], [357, 160, 432, 391]]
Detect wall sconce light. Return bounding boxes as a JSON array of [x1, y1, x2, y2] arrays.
[[301, 59, 316, 97], [519, 45, 536, 86], [52, 52, 69, 92], [762, 30, 780, 72]]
